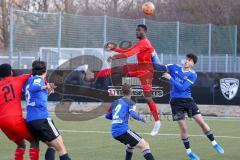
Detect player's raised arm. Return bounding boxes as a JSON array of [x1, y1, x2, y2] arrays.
[[113, 42, 147, 60]]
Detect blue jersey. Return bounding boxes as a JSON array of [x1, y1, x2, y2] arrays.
[[24, 75, 49, 122], [166, 64, 197, 99], [105, 98, 144, 138], [152, 57, 197, 99]]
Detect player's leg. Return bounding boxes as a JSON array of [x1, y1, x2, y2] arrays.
[[139, 68, 160, 136], [125, 145, 134, 160], [177, 119, 200, 160], [170, 104, 199, 160], [46, 135, 70, 160], [15, 140, 26, 160], [0, 117, 28, 160], [193, 114, 224, 154], [45, 147, 56, 160], [27, 119, 71, 160], [115, 130, 155, 160], [135, 139, 155, 160]]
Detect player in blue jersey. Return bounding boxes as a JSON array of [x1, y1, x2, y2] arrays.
[[24, 60, 71, 160], [105, 83, 155, 160], [159, 53, 224, 160]]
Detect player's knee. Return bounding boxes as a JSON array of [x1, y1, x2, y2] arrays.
[[137, 139, 150, 151], [49, 136, 66, 154]]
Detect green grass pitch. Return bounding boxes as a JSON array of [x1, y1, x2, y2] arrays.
[[1, 116, 240, 160]]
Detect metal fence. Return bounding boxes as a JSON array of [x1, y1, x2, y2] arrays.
[[6, 9, 239, 72]]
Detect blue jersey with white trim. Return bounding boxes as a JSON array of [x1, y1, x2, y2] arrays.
[[167, 64, 197, 99], [105, 98, 143, 138], [24, 75, 49, 122]]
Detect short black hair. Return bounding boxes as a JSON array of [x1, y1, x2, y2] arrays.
[[122, 83, 131, 96], [0, 63, 12, 78], [32, 60, 47, 76], [137, 24, 147, 32], [186, 53, 198, 64]]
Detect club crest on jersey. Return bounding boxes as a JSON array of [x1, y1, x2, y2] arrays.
[[220, 78, 239, 100]]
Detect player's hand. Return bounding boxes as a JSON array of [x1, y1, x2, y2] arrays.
[[140, 117, 147, 124], [47, 83, 57, 95], [107, 56, 114, 62], [104, 42, 117, 51], [162, 73, 171, 80]]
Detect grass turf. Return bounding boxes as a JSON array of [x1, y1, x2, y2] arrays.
[[0, 116, 240, 160]]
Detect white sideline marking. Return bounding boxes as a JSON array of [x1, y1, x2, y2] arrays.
[[59, 130, 240, 139]]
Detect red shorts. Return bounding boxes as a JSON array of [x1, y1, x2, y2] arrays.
[[0, 116, 33, 144], [123, 63, 153, 92]]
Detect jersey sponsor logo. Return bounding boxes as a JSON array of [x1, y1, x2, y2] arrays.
[[108, 77, 164, 97], [33, 78, 42, 84], [220, 78, 239, 100]]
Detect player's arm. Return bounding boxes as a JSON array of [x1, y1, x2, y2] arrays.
[[113, 47, 131, 53], [16, 74, 31, 84], [170, 74, 197, 91], [129, 105, 145, 122], [111, 42, 147, 60]]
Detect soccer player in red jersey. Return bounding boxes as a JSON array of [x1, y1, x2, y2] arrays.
[[0, 64, 42, 160], [83, 24, 161, 136]]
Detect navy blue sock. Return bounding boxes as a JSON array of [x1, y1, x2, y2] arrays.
[[60, 153, 71, 160], [182, 137, 190, 149], [142, 149, 155, 160], [45, 147, 55, 160], [125, 146, 134, 160], [205, 130, 215, 142]]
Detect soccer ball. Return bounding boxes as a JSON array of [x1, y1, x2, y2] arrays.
[[142, 2, 155, 15]]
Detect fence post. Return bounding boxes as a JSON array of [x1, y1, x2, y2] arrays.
[[143, 18, 146, 25], [208, 23, 212, 72], [234, 25, 238, 72], [103, 15, 107, 60], [225, 54, 228, 72], [200, 55, 203, 72], [9, 6, 14, 66], [57, 12, 62, 67], [176, 21, 180, 63]]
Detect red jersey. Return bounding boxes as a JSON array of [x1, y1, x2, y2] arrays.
[[113, 38, 155, 64], [0, 74, 30, 118]]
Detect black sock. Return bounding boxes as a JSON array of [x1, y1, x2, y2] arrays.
[[45, 147, 55, 160], [60, 153, 71, 160], [125, 146, 134, 160], [142, 149, 155, 160], [182, 137, 190, 149], [205, 130, 215, 142]]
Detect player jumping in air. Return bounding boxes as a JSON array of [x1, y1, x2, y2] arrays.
[[24, 60, 71, 160], [0, 63, 50, 160], [159, 53, 224, 160], [105, 83, 155, 160], [83, 24, 161, 136]]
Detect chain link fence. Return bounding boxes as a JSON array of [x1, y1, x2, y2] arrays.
[[6, 9, 239, 72]]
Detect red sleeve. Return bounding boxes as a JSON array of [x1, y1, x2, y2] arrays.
[[16, 74, 31, 83], [113, 47, 131, 53], [113, 41, 147, 59]]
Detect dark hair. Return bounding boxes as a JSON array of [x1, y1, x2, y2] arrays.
[[0, 63, 12, 78], [137, 24, 147, 32], [122, 83, 131, 96], [32, 60, 47, 76], [186, 53, 198, 64]]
